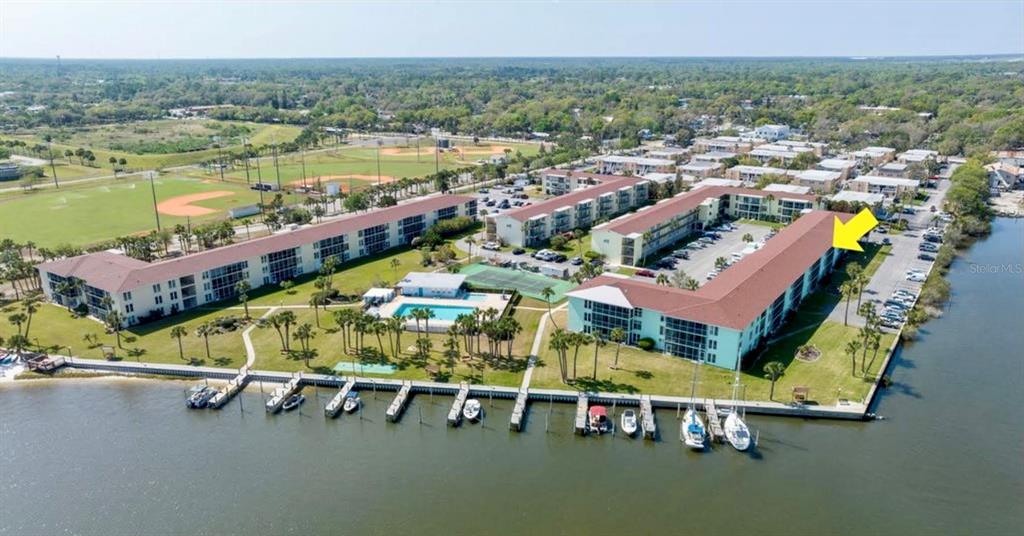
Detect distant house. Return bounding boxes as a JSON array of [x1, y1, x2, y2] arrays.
[[897, 149, 938, 164], [847, 175, 919, 198], [692, 151, 736, 164], [875, 162, 909, 178], [816, 158, 859, 181], [847, 146, 896, 166], [724, 165, 794, 185], [753, 124, 791, 142], [792, 170, 842, 193], [678, 160, 723, 178], [396, 273, 467, 298], [692, 136, 757, 154], [596, 155, 675, 176], [986, 161, 1024, 192], [763, 183, 812, 195]]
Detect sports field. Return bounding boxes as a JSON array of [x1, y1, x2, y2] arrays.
[[0, 175, 300, 247], [460, 263, 575, 302]]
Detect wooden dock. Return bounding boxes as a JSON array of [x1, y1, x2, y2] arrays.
[[447, 383, 470, 426], [324, 378, 357, 418], [207, 368, 249, 409], [640, 395, 656, 440], [509, 389, 529, 432], [574, 393, 589, 435], [386, 381, 412, 422], [265, 373, 302, 413], [705, 399, 725, 443]]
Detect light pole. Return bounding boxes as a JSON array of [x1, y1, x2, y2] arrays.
[[148, 172, 162, 231]]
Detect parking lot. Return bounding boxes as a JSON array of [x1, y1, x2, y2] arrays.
[[633, 222, 774, 285], [473, 184, 545, 218]]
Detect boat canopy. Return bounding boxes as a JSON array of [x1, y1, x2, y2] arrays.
[[589, 406, 608, 417]]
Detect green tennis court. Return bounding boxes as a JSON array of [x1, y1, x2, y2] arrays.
[[460, 264, 575, 302]]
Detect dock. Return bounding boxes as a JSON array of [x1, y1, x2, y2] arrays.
[[447, 383, 470, 426], [509, 388, 529, 432], [386, 381, 412, 422], [265, 373, 302, 413], [640, 395, 656, 440], [324, 378, 357, 418], [705, 399, 725, 443], [207, 368, 249, 409], [574, 393, 589, 435]]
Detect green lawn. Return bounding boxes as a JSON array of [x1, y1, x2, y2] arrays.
[[0, 174, 303, 247], [0, 302, 247, 368], [248, 305, 541, 387], [736, 218, 786, 230]]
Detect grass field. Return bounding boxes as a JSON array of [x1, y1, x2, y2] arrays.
[[0, 174, 302, 246], [3, 120, 303, 170]]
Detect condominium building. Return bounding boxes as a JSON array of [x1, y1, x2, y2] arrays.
[[36, 195, 478, 326], [692, 136, 757, 154], [568, 210, 847, 370], [875, 162, 909, 177], [897, 149, 938, 164], [748, 143, 815, 166], [596, 155, 676, 175], [678, 160, 723, 178], [724, 165, 794, 184], [489, 172, 649, 247], [847, 146, 896, 166], [692, 151, 737, 164], [752, 124, 791, 142], [816, 158, 859, 181], [590, 186, 822, 266], [847, 175, 919, 198], [791, 169, 842, 193]]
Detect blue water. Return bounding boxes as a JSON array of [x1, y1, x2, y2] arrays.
[[393, 303, 477, 321], [464, 293, 489, 302]]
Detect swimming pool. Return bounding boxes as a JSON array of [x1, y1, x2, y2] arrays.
[[392, 303, 478, 321], [464, 293, 489, 302]]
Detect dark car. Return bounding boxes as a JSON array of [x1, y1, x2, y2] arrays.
[[635, 269, 655, 277], [512, 247, 526, 255], [553, 254, 568, 263], [498, 200, 511, 209], [570, 257, 583, 265], [917, 253, 936, 261]]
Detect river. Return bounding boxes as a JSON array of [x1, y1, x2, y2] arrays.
[[2, 218, 1022, 535]]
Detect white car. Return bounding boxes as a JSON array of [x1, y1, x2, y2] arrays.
[[481, 241, 501, 251]]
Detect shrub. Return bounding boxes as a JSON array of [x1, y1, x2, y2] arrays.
[[637, 337, 655, 351]]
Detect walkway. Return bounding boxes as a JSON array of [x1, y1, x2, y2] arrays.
[[519, 302, 567, 391], [242, 308, 278, 368]]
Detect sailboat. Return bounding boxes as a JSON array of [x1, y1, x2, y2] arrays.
[[681, 358, 706, 450], [724, 375, 751, 452]]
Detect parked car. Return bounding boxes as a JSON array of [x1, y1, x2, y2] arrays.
[[635, 269, 656, 278], [882, 238, 892, 245], [512, 247, 526, 255], [498, 200, 511, 209], [919, 242, 939, 252], [570, 256, 583, 266], [478, 188, 490, 193], [918, 253, 935, 261], [481, 241, 501, 251]]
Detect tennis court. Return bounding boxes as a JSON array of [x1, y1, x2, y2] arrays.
[[460, 263, 576, 302]]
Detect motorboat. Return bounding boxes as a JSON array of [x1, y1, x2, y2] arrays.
[[724, 411, 751, 452], [342, 392, 361, 413], [588, 405, 610, 435], [681, 408, 706, 450], [185, 384, 217, 409], [463, 399, 482, 422], [282, 393, 305, 411], [621, 409, 638, 437]]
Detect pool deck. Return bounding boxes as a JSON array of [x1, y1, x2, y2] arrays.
[[377, 292, 512, 332]]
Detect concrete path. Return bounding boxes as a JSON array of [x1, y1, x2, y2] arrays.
[[520, 302, 567, 391], [242, 308, 278, 368]]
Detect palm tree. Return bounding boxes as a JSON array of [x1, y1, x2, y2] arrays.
[[609, 327, 626, 369], [21, 298, 39, 339], [591, 333, 606, 379], [845, 339, 862, 377], [7, 313, 27, 337], [387, 316, 405, 357], [372, 320, 388, 357], [763, 361, 786, 400], [464, 235, 476, 261], [195, 322, 214, 360], [548, 328, 570, 383], [571, 332, 591, 380], [685, 278, 700, 291], [423, 308, 436, 334], [840, 281, 856, 326], [278, 310, 297, 351], [261, 313, 288, 353], [105, 311, 124, 349], [540, 286, 555, 325], [389, 257, 402, 283], [309, 291, 329, 327], [655, 273, 669, 286], [332, 308, 353, 353], [715, 256, 728, 271], [170, 326, 188, 361], [235, 280, 251, 319], [292, 323, 315, 366]]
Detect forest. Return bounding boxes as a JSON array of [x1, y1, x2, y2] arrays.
[[1, 57, 1022, 156]]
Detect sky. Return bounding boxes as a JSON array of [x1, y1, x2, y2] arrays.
[[1, 1, 1022, 59]]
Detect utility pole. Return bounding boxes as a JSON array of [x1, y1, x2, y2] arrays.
[[217, 144, 225, 181], [148, 172, 162, 231], [434, 138, 440, 174], [376, 139, 382, 187], [272, 141, 281, 191], [47, 141, 59, 188], [300, 145, 307, 187], [242, 138, 251, 185]]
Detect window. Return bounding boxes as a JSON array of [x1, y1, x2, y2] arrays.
[[170, 291, 179, 301], [122, 291, 132, 301], [262, 249, 299, 284], [124, 303, 134, 313], [152, 283, 161, 293], [155, 295, 164, 305], [203, 261, 250, 301], [168, 280, 177, 289]]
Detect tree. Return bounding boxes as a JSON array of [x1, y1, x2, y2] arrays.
[[609, 327, 626, 369], [195, 322, 214, 360], [389, 257, 402, 283], [656, 273, 669, 286], [235, 280, 252, 319], [840, 281, 856, 326], [763, 361, 786, 400], [591, 333, 606, 379], [278, 310, 297, 351], [845, 339, 862, 377], [309, 290, 330, 327], [715, 256, 729, 270], [105, 311, 124, 349], [292, 322, 316, 366], [548, 328, 570, 384], [540, 286, 555, 325], [742, 233, 754, 243], [170, 326, 188, 361]]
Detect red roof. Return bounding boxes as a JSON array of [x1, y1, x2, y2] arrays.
[[602, 186, 818, 235], [501, 171, 642, 222], [38, 195, 474, 294], [571, 210, 848, 330]]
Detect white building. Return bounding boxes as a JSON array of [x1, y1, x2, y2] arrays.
[[678, 160, 723, 178], [848, 146, 896, 166], [830, 191, 886, 206], [792, 169, 842, 193], [763, 183, 812, 195], [37, 195, 478, 326], [596, 155, 675, 175], [753, 124, 791, 142], [816, 158, 859, 181], [396, 272, 466, 298], [847, 175, 919, 198], [897, 149, 938, 164], [724, 165, 794, 184]]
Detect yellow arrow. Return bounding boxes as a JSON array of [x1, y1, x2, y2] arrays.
[[832, 208, 879, 252]]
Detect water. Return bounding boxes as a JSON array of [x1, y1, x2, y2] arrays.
[[392, 303, 477, 321], [2, 219, 1022, 535], [464, 292, 490, 302]]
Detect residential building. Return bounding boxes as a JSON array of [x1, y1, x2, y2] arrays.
[[847, 146, 896, 166], [590, 186, 822, 266], [36, 195, 478, 326], [816, 158, 859, 181], [752, 124, 791, 142], [986, 161, 1024, 192], [692, 151, 736, 164], [691, 178, 744, 189], [875, 162, 909, 177], [724, 165, 794, 184], [645, 147, 690, 160], [763, 183, 812, 195], [830, 190, 886, 207], [748, 143, 815, 166], [596, 155, 675, 176], [792, 169, 842, 193], [541, 169, 607, 196], [490, 172, 649, 247], [678, 160, 723, 178], [847, 175, 919, 198], [569, 210, 847, 370], [897, 149, 938, 164], [692, 136, 757, 154], [641, 172, 678, 185]]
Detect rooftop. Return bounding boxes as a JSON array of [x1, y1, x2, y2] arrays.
[[38, 195, 475, 294], [794, 169, 842, 183], [396, 272, 466, 290], [764, 183, 812, 194], [831, 191, 885, 205], [850, 175, 920, 187], [598, 155, 675, 166], [570, 210, 849, 330], [817, 158, 858, 171], [502, 172, 643, 222]]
